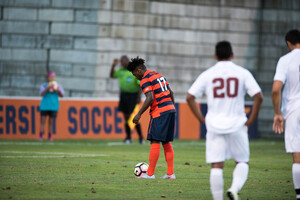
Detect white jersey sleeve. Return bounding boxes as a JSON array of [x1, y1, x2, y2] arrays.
[[244, 70, 261, 97], [273, 49, 300, 119], [188, 72, 207, 98], [274, 57, 287, 83]]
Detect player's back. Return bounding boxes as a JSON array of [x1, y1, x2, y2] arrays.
[[140, 70, 175, 118], [275, 49, 300, 118], [200, 61, 261, 133]]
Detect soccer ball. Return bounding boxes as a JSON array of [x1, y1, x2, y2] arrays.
[[134, 162, 149, 177], [48, 81, 58, 92]]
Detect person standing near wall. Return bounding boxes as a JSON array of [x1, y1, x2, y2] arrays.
[[39, 72, 64, 141], [110, 55, 144, 144], [272, 29, 300, 200]]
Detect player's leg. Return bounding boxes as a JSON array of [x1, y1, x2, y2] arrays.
[[161, 113, 176, 179], [206, 133, 227, 200], [161, 142, 175, 179], [138, 139, 159, 179], [129, 93, 143, 143], [123, 112, 132, 143], [48, 115, 54, 141], [118, 93, 132, 143], [143, 116, 163, 178], [227, 161, 249, 200], [39, 112, 47, 140], [147, 139, 160, 177], [293, 153, 300, 200], [135, 123, 144, 144], [228, 126, 249, 200], [285, 111, 300, 200], [211, 162, 224, 200]]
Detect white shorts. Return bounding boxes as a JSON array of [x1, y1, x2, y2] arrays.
[[206, 126, 249, 163], [285, 111, 300, 153]]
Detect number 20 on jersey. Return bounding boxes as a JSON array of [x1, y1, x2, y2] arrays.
[[213, 77, 239, 98]]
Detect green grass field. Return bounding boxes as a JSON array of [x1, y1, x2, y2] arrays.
[[0, 139, 294, 200]]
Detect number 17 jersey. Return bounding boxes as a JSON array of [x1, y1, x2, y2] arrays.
[[140, 70, 176, 118], [188, 61, 261, 134]]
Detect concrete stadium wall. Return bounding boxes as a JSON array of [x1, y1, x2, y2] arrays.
[[255, 1, 300, 138], [0, 0, 299, 138]]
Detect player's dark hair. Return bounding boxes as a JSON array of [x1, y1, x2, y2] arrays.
[[127, 56, 146, 72], [215, 41, 233, 60], [120, 55, 129, 60], [285, 29, 300, 45]]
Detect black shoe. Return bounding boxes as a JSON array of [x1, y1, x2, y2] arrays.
[[226, 190, 239, 200], [139, 138, 145, 144]]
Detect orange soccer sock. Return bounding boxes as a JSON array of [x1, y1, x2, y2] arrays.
[[163, 143, 174, 175], [147, 143, 161, 176]]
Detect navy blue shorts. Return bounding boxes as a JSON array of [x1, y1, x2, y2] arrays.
[[118, 92, 139, 114], [41, 110, 57, 118], [147, 112, 175, 142]]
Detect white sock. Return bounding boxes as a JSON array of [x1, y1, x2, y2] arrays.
[[210, 168, 223, 200], [229, 162, 249, 193], [292, 163, 300, 199]]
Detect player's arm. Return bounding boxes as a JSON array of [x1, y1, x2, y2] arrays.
[[57, 89, 64, 97], [109, 59, 119, 78], [272, 80, 284, 134], [245, 92, 263, 126], [167, 85, 175, 104], [137, 88, 142, 104], [57, 84, 64, 98], [133, 91, 153, 124], [40, 84, 51, 96], [186, 93, 205, 124]]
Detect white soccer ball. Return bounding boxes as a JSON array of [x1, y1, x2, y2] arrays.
[[48, 81, 58, 92], [134, 162, 149, 177]]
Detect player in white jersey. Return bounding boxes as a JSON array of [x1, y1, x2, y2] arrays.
[[272, 29, 300, 200], [187, 41, 263, 200]]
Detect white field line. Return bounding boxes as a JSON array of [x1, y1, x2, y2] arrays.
[[0, 141, 279, 147], [107, 142, 134, 146], [0, 151, 108, 158], [0, 141, 100, 146], [0, 156, 103, 158], [0, 141, 146, 146], [0, 155, 104, 158]]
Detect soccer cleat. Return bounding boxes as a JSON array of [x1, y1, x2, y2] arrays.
[[139, 139, 145, 145], [137, 174, 155, 179], [160, 174, 176, 180], [38, 132, 44, 141], [48, 134, 53, 142], [227, 189, 239, 200], [124, 139, 132, 144]]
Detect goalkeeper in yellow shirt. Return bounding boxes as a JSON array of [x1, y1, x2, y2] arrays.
[[110, 55, 144, 144]]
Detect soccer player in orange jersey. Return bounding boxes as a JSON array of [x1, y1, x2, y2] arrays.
[[127, 57, 176, 179]]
